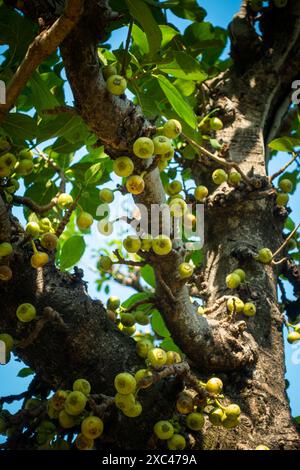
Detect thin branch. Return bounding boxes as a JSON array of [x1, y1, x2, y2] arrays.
[[123, 296, 156, 313], [121, 18, 134, 77], [270, 152, 299, 182], [41, 106, 78, 116], [272, 223, 300, 260], [112, 249, 146, 268], [12, 194, 59, 215], [0, 0, 84, 122]]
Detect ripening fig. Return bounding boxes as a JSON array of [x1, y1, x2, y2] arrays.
[[224, 404, 241, 418], [25, 222, 40, 237], [115, 392, 136, 412], [212, 168, 228, 185], [98, 219, 114, 236], [120, 313, 135, 327], [163, 119, 182, 139], [107, 296, 120, 311], [136, 339, 153, 358], [0, 265, 12, 281], [226, 272, 241, 289], [77, 211, 93, 230], [279, 178, 293, 193], [102, 64, 117, 80], [121, 325, 136, 336], [147, 348, 167, 368], [122, 401, 142, 418], [243, 302, 256, 317], [222, 416, 240, 429], [15, 159, 34, 176], [39, 218, 52, 233], [186, 412, 205, 431], [166, 180, 182, 196], [64, 391, 87, 416], [123, 235, 141, 253], [141, 234, 153, 252], [106, 75, 127, 95], [169, 198, 187, 217], [274, 0, 287, 7], [75, 433, 94, 450], [99, 255, 112, 272], [233, 268, 246, 282], [176, 392, 194, 414], [154, 421, 174, 440], [157, 158, 168, 172], [209, 407, 225, 426], [40, 233, 58, 251], [228, 171, 242, 187], [81, 416, 104, 439], [113, 156, 134, 177], [256, 445, 270, 450], [227, 297, 244, 313], [126, 175, 145, 194], [197, 306, 205, 315], [162, 146, 175, 161], [0, 153, 16, 170], [0, 334, 14, 352], [57, 193, 73, 210], [133, 137, 154, 159], [31, 251, 49, 269], [134, 311, 150, 326], [6, 178, 20, 194], [194, 185, 209, 201], [73, 378, 91, 396], [276, 192, 289, 207], [114, 373, 136, 395], [210, 117, 223, 131], [206, 377, 223, 395], [99, 188, 114, 204], [166, 351, 181, 365], [0, 161, 10, 178], [19, 149, 33, 161], [51, 390, 69, 411], [0, 242, 13, 257], [135, 369, 153, 389], [152, 235, 172, 256], [178, 262, 194, 279], [153, 136, 173, 155], [167, 434, 186, 450], [16, 303, 36, 323], [287, 238, 297, 251], [256, 248, 273, 264], [287, 331, 300, 344]]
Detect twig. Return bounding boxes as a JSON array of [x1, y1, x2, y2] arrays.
[[55, 192, 82, 237], [156, 269, 176, 302], [272, 223, 300, 260], [0, 0, 85, 122], [121, 18, 134, 77], [112, 249, 146, 268], [123, 296, 156, 313], [269, 152, 299, 182], [12, 195, 59, 214]]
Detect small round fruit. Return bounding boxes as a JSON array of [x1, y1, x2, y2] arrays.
[[16, 303, 36, 323], [81, 416, 104, 439], [153, 421, 174, 440], [106, 75, 127, 95], [73, 378, 91, 396], [133, 137, 154, 159], [167, 434, 186, 450], [276, 192, 289, 207], [228, 171, 241, 187], [115, 392, 136, 412], [98, 219, 113, 236], [163, 120, 182, 139], [19, 149, 33, 160], [226, 273, 241, 289], [77, 212, 93, 230], [158, 158, 168, 172], [166, 351, 181, 365], [123, 235, 141, 253], [212, 169, 228, 185], [121, 325, 136, 336], [141, 234, 153, 252], [99, 256, 112, 272], [0, 265, 12, 281], [256, 445, 270, 450], [136, 339, 153, 358], [126, 175, 145, 195], [99, 188, 114, 204], [64, 391, 87, 416], [121, 313, 136, 327], [25, 222, 40, 237], [178, 262, 194, 279], [153, 136, 173, 155], [152, 235, 172, 255], [209, 407, 225, 426], [210, 117, 223, 131], [113, 156, 134, 177], [114, 373, 136, 395], [166, 180, 182, 196], [257, 248, 273, 264], [184, 213, 196, 230], [274, 0, 287, 7], [40, 233, 58, 251], [39, 218, 52, 233], [206, 377, 223, 395], [194, 185, 209, 201], [287, 331, 300, 344], [123, 401, 142, 418], [147, 348, 167, 368], [176, 392, 194, 414], [243, 302, 256, 317], [233, 268, 246, 282], [224, 404, 241, 418], [186, 412, 205, 431], [197, 306, 205, 315], [0, 333, 14, 352], [169, 198, 187, 217], [135, 369, 153, 389], [75, 433, 94, 450], [279, 179, 293, 193], [107, 296, 120, 311], [51, 390, 68, 411], [134, 311, 150, 326], [31, 252, 49, 269], [222, 416, 240, 429], [57, 193, 73, 210], [227, 297, 244, 313], [15, 159, 34, 175], [0, 242, 13, 257], [102, 64, 117, 80]]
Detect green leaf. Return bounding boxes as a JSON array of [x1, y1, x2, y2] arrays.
[[268, 137, 300, 152], [121, 292, 154, 309], [2, 113, 38, 142], [60, 236, 86, 271], [140, 264, 156, 288], [171, 0, 206, 21], [28, 71, 60, 114], [159, 25, 180, 48], [156, 74, 197, 129], [160, 337, 181, 353], [84, 163, 103, 185], [131, 24, 149, 55], [294, 416, 300, 424], [17, 368, 34, 378], [184, 22, 218, 49], [174, 78, 196, 97], [125, 0, 162, 57], [158, 51, 207, 82], [285, 217, 296, 231], [151, 309, 170, 337]]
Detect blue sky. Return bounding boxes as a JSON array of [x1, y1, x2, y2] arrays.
[[0, 0, 299, 437]]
